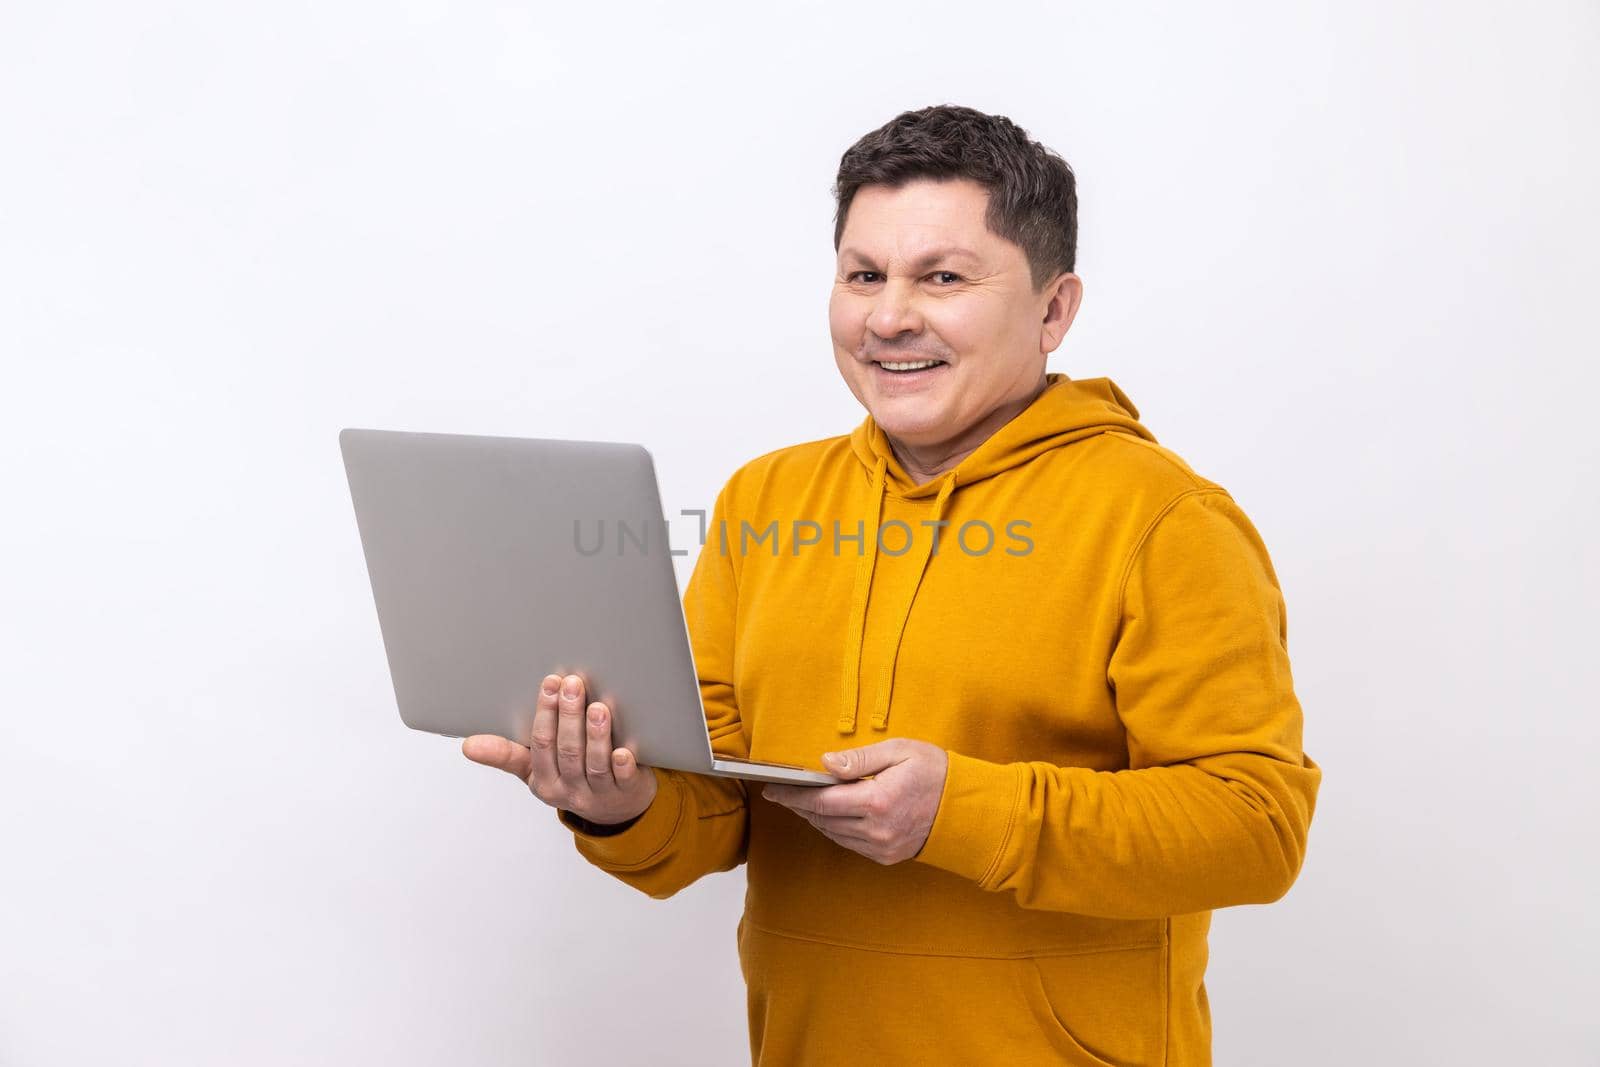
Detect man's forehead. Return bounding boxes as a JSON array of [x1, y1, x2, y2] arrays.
[[840, 181, 995, 251]]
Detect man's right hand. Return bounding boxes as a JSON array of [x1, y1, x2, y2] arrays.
[[462, 673, 658, 828]]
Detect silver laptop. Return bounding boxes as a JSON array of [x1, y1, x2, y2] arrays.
[[339, 427, 836, 787]]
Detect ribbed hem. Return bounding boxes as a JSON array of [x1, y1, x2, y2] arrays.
[[556, 770, 686, 869], [912, 750, 1024, 888]]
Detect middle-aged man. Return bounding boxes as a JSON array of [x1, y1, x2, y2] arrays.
[[464, 103, 1322, 1065]]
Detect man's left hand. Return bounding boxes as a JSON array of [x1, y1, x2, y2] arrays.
[[761, 739, 948, 865]]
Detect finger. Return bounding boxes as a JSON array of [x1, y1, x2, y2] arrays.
[[462, 735, 532, 779], [763, 781, 877, 818], [612, 747, 647, 789], [771, 797, 867, 838], [812, 811, 875, 840], [822, 739, 909, 781], [799, 808, 876, 847], [528, 675, 562, 784], [583, 701, 617, 790], [555, 674, 587, 783]]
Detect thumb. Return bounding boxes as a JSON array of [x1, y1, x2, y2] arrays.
[[462, 735, 533, 780], [822, 740, 905, 780]]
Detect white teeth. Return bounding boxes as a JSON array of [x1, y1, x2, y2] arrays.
[[878, 359, 942, 371]]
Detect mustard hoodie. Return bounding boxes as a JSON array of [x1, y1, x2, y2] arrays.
[[558, 373, 1321, 1066]]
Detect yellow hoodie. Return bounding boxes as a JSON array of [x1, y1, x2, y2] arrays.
[[558, 373, 1321, 1066]]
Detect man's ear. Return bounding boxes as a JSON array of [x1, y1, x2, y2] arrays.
[[1039, 272, 1083, 355]]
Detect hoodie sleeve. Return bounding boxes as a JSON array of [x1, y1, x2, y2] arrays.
[[913, 488, 1322, 919], [555, 485, 751, 899]]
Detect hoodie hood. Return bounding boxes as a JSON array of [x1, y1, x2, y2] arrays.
[[835, 373, 1156, 734]]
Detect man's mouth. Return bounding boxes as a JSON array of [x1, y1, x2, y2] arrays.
[[872, 358, 947, 374]]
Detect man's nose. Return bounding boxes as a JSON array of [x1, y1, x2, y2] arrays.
[[866, 279, 923, 338]]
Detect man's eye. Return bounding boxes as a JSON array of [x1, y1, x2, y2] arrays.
[[845, 271, 962, 283]]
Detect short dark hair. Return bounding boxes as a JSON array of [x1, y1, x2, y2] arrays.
[[831, 104, 1078, 293]]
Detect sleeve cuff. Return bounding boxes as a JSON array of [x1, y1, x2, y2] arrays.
[[558, 809, 642, 837], [555, 769, 687, 870], [913, 750, 1025, 887]]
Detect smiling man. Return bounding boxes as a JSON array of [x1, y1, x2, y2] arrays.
[[464, 103, 1322, 1065], [830, 179, 1074, 484]]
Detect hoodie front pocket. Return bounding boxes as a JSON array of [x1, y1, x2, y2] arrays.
[[1016, 943, 1168, 1067]]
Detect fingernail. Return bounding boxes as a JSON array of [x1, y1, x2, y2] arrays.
[[588, 705, 604, 726], [562, 676, 581, 697]]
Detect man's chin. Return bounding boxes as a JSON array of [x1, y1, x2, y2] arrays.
[[865, 396, 953, 446]]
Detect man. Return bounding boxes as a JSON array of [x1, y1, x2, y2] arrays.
[[463, 103, 1322, 1065]]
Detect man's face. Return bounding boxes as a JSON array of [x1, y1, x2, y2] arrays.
[[829, 177, 1080, 453]]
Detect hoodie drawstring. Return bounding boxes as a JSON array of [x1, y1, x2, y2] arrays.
[[836, 455, 886, 734], [836, 464, 958, 735], [867, 472, 956, 732]]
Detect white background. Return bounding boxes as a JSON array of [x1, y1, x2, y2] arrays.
[[3, 2, 1596, 1064]]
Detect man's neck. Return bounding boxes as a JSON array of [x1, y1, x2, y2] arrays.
[[885, 374, 1050, 486]]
